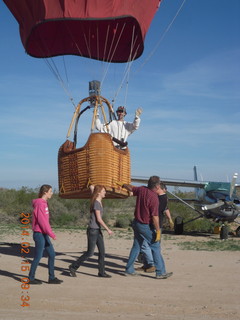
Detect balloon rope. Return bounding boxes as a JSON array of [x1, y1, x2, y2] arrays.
[[123, 27, 138, 107], [83, 29, 92, 59], [65, 22, 100, 85], [107, 24, 126, 63], [124, 69, 130, 108], [96, 27, 100, 61], [112, 26, 140, 107], [44, 57, 76, 107], [103, 25, 111, 63], [30, 29, 76, 107], [135, 0, 187, 74], [42, 21, 94, 108], [64, 22, 84, 57], [62, 56, 69, 84], [112, 49, 138, 108], [101, 22, 126, 89]]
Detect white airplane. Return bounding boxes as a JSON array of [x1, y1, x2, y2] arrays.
[[131, 166, 240, 240]]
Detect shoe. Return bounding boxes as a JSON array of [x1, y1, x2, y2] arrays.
[[48, 277, 63, 284], [69, 265, 77, 277], [135, 265, 145, 271], [145, 266, 156, 273], [98, 273, 112, 278], [123, 272, 140, 276], [29, 279, 42, 284], [156, 272, 173, 279]]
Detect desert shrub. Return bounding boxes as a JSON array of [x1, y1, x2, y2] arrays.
[[104, 197, 135, 214], [185, 218, 215, 233], [0, 187, 90, 227], [0, 187, 38, 222], [168, 194, 215, 233], [52, 212, 78, 227], [57, 197, 90, 215], [115, 214, 133, 228], [49, 196, 90, 227]]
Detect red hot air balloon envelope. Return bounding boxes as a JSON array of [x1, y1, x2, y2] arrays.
[[3, 0, 161, 62]]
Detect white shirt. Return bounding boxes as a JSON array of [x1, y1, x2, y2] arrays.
[[95, 116, 140, 147]]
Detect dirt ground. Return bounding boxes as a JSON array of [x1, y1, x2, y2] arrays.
[[0, 228, 240, 320]]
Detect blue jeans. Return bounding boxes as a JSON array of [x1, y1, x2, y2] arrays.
[[71, 228, 105, 275], [141, 239, 154, 267], [126, 220, 166, 276], [141, 227, 165, 268], [29, 232, 56, 281]]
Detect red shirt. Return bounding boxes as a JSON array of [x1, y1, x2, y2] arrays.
[[132, 186, 159, 224]]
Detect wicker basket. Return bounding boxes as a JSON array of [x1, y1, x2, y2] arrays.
[[58, 133, 131, 199]]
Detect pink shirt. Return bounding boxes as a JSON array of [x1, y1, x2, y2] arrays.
[[32, 198, 56, 239], [132, 186, 159, 224]]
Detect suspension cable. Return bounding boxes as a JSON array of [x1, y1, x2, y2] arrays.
[[103, 25, 111, 63], [101, 22, 126, 89], [125, 31, 138, 106], [111, 27, 140, 107], [107, 24, 126, 63], [135, 0, 187, 74], [111, 49, 138, 108], [33, 27, 76, 108], [44, 57, 76, 107]]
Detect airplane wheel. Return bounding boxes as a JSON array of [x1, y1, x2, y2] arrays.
[[220, 225, 228, 240], [174, 216, 183, 235], [236, 226, 240, 237]]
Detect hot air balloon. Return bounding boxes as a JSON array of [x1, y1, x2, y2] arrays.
[[3, 0, 161, 198], [3, 0, 160, 62]]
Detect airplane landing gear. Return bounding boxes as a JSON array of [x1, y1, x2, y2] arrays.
[[174, 216, 184, 235], [220, 224, 228, 240], [236, 226, 240, 237]]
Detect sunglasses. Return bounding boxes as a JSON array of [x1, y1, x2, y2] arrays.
[[117, 110, 124, 113]]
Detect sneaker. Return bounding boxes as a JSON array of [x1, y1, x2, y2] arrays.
[[98, 273, 112, 278], [29, 279, 42, 285], [69, 265, 77, 277], [145, 266, 156, 273], [48, 277, 63, 284], [123, 272, 140, 276], [156, 272, 173, 279]]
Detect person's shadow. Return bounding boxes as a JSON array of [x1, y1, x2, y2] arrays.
[[0, 242, 128, 280]]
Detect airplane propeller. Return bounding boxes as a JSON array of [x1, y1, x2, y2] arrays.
[[230, 173, 238, 199], [201, 173, 239, 215], [201, 201, 224, 211]]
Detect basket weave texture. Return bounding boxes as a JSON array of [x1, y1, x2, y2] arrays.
[[58, 133, 131, 199]]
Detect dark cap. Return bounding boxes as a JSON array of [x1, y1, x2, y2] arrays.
[[116, 106, 127, 114]]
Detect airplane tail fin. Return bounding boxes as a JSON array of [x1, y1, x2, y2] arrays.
[[193, 165, 198, 181], [193, 166, 200, 199]]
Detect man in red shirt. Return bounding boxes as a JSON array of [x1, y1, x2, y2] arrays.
[[122, 176, 173, 279]]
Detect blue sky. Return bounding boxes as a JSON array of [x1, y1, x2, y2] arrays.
[[0, 0, 239, 190]]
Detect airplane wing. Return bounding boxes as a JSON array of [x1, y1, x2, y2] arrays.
[[131, 176, 206, 188], [131, 177, 240, 190]]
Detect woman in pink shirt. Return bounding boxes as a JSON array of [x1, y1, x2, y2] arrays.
[[28, 185, 63, 284]]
